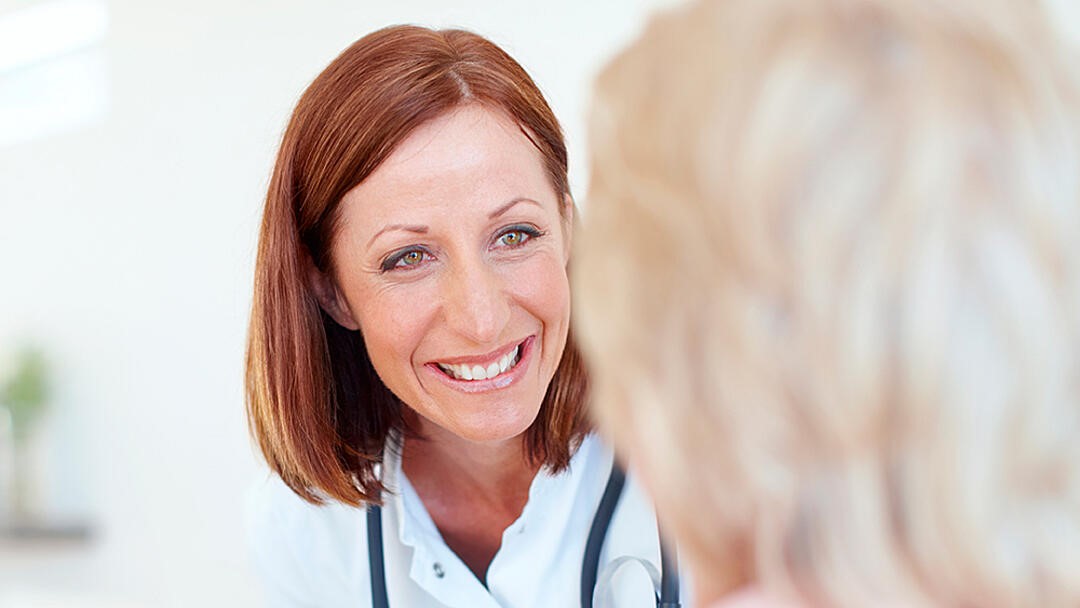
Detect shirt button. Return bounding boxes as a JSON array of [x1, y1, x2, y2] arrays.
[[433, 562, 445, 578]]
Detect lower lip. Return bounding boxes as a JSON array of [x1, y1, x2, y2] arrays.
[[425, 336, 535, 394]]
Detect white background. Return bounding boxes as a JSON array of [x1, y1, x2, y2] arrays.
[[0, 1, 1077, 607]]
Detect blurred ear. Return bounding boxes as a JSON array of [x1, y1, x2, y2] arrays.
[[303, 252, 360, 331], [561, 193, 575, 262]]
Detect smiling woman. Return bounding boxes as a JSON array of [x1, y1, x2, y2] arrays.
[[244, 25, 675, 608], [246, 26, 581, 509]]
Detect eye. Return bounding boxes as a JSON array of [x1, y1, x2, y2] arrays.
[[495, 225, 542, 249], [400, 250, 424, 266], [381, 247, 432, 272]]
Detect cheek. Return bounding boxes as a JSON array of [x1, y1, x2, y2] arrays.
[[504, 253, 571, 334], [354, 284, 439, 375]]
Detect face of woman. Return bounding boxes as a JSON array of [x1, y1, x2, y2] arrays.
[[320, 105, 572, 445]]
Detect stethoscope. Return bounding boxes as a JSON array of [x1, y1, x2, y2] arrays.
[[366, 461, 681, 607]]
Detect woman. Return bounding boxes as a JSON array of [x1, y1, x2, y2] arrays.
[[244, 25, 676, 607], [576, 0, 1080, 606]]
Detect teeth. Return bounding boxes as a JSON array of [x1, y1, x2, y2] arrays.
[[438, 344, 521, 382]]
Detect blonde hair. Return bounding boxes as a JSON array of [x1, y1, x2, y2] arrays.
[[576, 0, 1080, 605]]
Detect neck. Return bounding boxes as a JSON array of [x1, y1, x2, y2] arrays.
[[400, 410, 540, 583], [401, 412, 539, 503]]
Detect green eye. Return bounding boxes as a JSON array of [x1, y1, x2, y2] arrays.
[[381, 247, 431, 272], [497, 225, 540, 248]]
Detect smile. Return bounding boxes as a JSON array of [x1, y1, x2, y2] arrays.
[[435, 342, 524, 381]]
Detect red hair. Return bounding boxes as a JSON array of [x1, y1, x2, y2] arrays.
[[245, 25, 589, 506]]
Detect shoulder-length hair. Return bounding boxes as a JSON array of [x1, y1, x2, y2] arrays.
[[246, 25, 589, 507]]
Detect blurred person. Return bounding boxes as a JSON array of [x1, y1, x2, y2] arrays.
[[575, 0, 1080, 606], [244, 25, 681, 607]]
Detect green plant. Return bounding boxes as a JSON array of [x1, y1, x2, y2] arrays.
[[1, 346, 50, 440]]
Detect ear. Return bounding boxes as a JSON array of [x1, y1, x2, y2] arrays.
[[303, 251, 360, 331], [561, 193, 575, 263]]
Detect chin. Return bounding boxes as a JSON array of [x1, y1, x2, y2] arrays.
[[452, 406, 541, 445]]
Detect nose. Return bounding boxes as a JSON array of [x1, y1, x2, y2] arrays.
[[441, 256, 511, 345]]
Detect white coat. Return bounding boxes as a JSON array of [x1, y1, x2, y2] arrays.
[[246, 433, 685, 607]]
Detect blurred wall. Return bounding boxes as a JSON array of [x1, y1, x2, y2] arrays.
[[0, 1, 680, 606]]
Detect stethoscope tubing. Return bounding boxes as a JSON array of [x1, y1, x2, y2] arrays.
[[580, 463, 627, 607], [367, 505, 390, 608], [582, 463, 681, 608]]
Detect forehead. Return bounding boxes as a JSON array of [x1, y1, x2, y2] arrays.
[[341, 105, 554, 222]]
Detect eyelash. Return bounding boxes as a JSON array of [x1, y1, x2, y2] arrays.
[[380, 247, 431, 272], [379, 224, 545, 273], [495, 224, 544, 249]]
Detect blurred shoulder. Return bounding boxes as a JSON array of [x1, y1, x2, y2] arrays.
[[245, 472, 371, 604], [246, 471, 369, 550]]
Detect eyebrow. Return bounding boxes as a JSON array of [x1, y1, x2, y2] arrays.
[[366, 198, 544, 249], [489, 197, 543, 219], [366, 224, 428, 249]]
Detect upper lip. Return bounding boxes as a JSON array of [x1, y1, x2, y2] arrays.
[[429, 338, 527, 367]]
